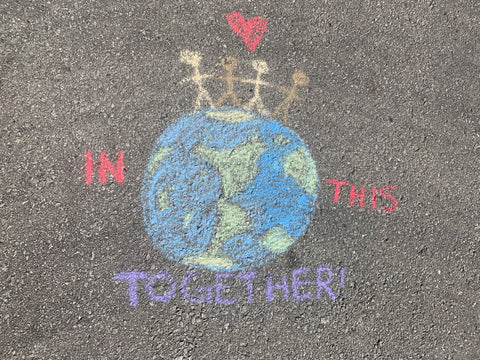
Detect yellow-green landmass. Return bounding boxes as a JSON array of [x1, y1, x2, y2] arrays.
[[183, 253, 233, 268], [183, 211, 194, 228], [156, 188, 171, 211], [284, 147, 318, 195], [261, 227, 294, 253], [210, 198, 251, 251], [148, 147, 171, 178], [194, 136, 266, 198], [274, 134, 291, 146], [206, 109, 255, 123]]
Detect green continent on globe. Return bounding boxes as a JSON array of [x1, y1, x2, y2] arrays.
[[148, 147, 171, 178], [193, 136, 266, 198], [261, 227, 294, 253], [213, 198, 251, 248], [206, 109, 255, 123], [284, 147, 318, 195], [156, 188, 171, 211], [184, 135, 265, 268]]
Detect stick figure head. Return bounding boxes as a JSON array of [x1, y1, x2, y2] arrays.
[[180, 50, 202, 66], [292, 71, 309, 86], [252, 60, 269, 74], [221, 56, 239, 70]]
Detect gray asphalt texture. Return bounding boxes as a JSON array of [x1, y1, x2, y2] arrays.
[[1, 1, 479, 359]]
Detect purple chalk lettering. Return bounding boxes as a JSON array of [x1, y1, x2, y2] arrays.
[[292, 267, 314, 301], [145, 273, 176, 303], [237, 272, 256, 303], [316, 266, 336, 300], [112, 271, 148, 307], [266, 273, 289, 302], [215, 273, 237, 305], [181, 272, 213, 304], [339, 267, 345, 300]]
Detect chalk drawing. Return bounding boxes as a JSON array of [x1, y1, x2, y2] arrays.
[[241, 60, 272, 115], [227, 11, 268, 52], [142, 108, 318, 272], [140, 48, 317, 272], [180, 51, 308, 122], [113, 266, 344, 307], [85, 150, 125, 184], [326, 179, 398, 212], [216, 56, 242, 107], [180, 50, 215, 112], [273, 71, 309, 124]]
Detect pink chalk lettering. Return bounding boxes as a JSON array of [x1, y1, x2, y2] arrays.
[[349, 184, 366, 207], [326, 179, 350, 203]]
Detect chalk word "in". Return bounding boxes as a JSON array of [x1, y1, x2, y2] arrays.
[[85, 149, 125, 185], [113, 266, 344, 307]]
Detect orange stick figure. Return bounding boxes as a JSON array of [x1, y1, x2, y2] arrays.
[[273, 71, 309, 124], [216, 56, 241, 107]]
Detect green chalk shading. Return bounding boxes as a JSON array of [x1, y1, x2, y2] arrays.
[[284, 147, 318, 195], [211, 198, 251, 249], [156, 188, 170, 211], [183, 253, 234, 268], [206, 109, 255, 123], [182, 199, 250, 270], [194, 136, 266, 198], [183, 211, 194, 228], [261, 227, 294, 253], [274, 134, 291, 146], [148, 148, 171, 178]]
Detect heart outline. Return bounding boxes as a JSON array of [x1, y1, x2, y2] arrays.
[[227, 11, 268, 52]]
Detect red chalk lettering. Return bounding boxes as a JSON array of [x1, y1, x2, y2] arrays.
[[379, 185, 398, 213], [99, 151, 125, 183], [326, 179, 350, 203], [349, 184, 366, 207], [371, 186, 378, 210], [85, 150, 125, 184], [85, 149, 93, 185]]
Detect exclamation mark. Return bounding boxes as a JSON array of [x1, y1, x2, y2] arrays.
[[339, 267, 345, 300]]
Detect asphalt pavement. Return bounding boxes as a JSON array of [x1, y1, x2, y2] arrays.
[[1, 1, 479, 359]]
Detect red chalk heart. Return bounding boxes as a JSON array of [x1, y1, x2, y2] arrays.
[[227, 11, 268, 52]]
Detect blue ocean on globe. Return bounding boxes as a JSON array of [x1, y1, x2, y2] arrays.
[[141, 107, 318, 271]]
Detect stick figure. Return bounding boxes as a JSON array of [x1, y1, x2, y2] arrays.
[[241, 60, 272, 115], [273, 70, 309, 124], [180, 50, 214, 111], [216, 56, 241, 107]]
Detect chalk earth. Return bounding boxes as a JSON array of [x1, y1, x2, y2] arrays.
[[142, 108, 318, 271]]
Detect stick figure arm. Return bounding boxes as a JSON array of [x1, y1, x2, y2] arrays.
[[239, 79, 274, 87], [179, 77, 193, 84]]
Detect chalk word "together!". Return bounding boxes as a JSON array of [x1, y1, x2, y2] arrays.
[[113, 266, 344, 307]]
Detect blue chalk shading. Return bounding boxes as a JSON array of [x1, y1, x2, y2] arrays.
[[141, 107, 319, 271]]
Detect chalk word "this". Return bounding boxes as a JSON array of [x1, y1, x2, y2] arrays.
[[113, 266, 344, 307]]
